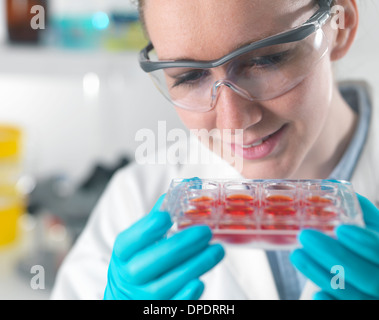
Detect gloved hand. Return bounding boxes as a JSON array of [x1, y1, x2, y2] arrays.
[[290, 193, 379, 300], [104, 193, 225, 300]]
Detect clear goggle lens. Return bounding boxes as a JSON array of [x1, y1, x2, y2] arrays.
[[149, 28, 328, 112]]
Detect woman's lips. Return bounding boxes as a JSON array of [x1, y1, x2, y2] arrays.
[[231, 125, 287, 160]]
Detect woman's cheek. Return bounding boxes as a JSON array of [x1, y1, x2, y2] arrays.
[[285, 60, 333, 130], [175, 107, 216, 131]]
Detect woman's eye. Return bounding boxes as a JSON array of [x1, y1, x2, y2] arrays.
[[172, 70, 209, 88], [250, 51, 290, 68]]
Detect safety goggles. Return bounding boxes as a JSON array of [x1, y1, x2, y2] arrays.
[[139, 0, 333, 112]]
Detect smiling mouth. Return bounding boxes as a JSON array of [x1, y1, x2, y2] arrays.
[[241, 127, 282, 149], [228, 124, 288, 161], [242, 135, 272, 148]]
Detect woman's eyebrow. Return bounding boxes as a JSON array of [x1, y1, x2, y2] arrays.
[[160, 35, 268, 62], [228, 37, 264, 53]]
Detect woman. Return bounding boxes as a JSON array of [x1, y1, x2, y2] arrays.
[[52, 0, 379, 300]]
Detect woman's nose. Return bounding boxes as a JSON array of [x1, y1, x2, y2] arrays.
[[212, 82, 263, 132]]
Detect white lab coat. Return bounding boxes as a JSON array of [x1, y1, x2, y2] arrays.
[[51, 108, 379, 300]]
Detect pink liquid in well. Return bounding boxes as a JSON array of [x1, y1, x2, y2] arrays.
[[224, 194, 256, 216], [185, 196, 214, 218], [180, 192, 340, 245]]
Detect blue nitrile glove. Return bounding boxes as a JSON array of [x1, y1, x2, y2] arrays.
[[104, 193, 225, 300], [290, 194, 379, 300]]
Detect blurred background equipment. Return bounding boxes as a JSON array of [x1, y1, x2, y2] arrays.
[[0, 124, 24, 246], [15, 155, 130, 290], [27, 156, 130, 243], [5, 0, 145, 50], [6, 0, 48, 44], [0, 0, 179, 299]]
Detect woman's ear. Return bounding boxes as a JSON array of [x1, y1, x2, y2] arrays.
[[329, 0, 359, 61]]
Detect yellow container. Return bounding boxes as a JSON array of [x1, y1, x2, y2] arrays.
[[0, 125, 24, 246], [0, 186, 25, 246]]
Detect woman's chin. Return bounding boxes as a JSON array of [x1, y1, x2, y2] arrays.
[[238, 160, 295, 180]]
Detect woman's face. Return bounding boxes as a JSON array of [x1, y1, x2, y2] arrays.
[[144, 0, 338, 179]]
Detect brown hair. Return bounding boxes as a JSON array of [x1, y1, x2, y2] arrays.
[[136, 0, 147, 35]]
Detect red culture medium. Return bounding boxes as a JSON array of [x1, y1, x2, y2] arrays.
[[163, 179, 363, 249], [182, 193, 340, 245]]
